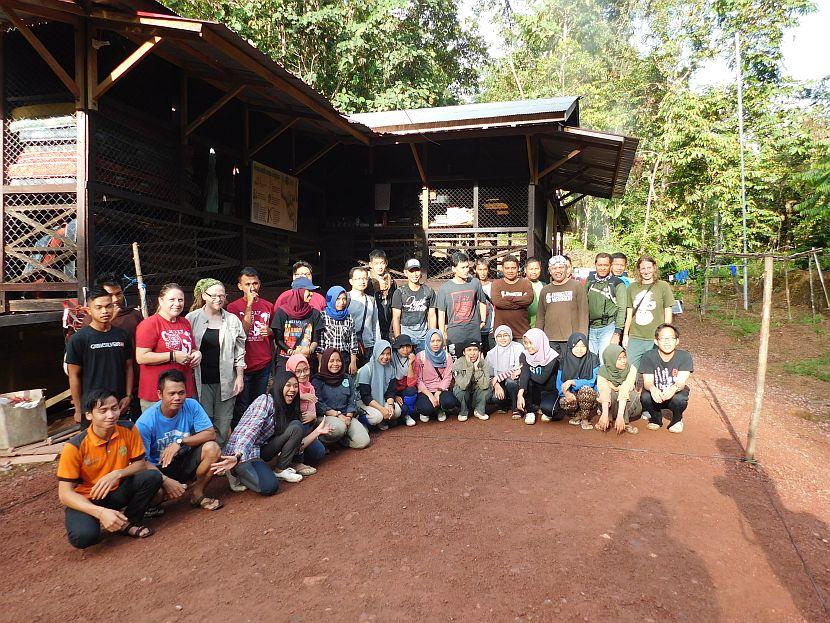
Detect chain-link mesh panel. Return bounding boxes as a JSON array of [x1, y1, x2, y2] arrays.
[[3, 192, 78, 283], [478, 184, 528, 228], [427, 232, 529, 281], [427, 184, 474, 227]]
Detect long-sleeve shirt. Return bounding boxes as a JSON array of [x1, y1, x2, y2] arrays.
[[527, 280, 544, 328], [490, 277, 535, 337], [585, 276, 628, 329], [318, 314, 358, 355], [555, 366, 599, 396], [223, 393, 276, 462], [358, 377, 397, 404], [452, 357, 494, 392], [312, 377, 358, 415], [348, 292, 381, 349], [414, 353, 454, 393], [535, 280, 589, 342], [518, 353, 558, 392]]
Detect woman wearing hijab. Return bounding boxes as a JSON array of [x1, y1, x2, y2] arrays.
[[356, 340, 401, 430], [312, 348, 370, 449], [391, 334, 419, 426], [556, 332, 600, 429], [412, 329, 460, 422], [485, 325, 524, 418], [219, 371, 332, 492], [271, 279, 324, 372], [319, 286, 359, 376], [517, 328, 559, 425], [595, 345, 642, 435]]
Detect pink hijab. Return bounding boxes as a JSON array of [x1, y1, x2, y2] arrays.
[[523, 328, 558, 367], [286, 353, 316, 419]]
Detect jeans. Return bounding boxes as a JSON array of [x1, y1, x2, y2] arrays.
[[64, 470, 163, 549], [260, 420, 304, 469], [487, 378, 520, 412], [233, 365, 271, 427], [414, 391, 461, 419], [453, 384, 492, 416], [588, 322, 616, 359], [198, 383, 235, 447], [298, 421, 326, 465], [640, 389, 689, 428], [233, 459, 279, 495]]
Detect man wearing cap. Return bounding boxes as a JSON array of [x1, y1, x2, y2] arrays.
[[490, 254, 535, 339], [536, 255, 588, 355], [452, 340, 494, 422], [274, 261, 326, 311], [391, 258, 437, 352], [271, 276, 324, 371]]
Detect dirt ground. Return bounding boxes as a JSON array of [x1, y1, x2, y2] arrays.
[[2, 314, 829, 623]]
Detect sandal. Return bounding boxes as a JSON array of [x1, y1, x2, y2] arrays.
[[191, 495, 223, 511], [625, 424, 639, 435], [580, 419, 594, 430], [568, 417, 581, 426], [143, 506, 165, 519], [121, 524, 154, 539], [292, 462, 317, 476]]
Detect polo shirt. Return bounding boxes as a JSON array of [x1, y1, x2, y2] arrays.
[[56, 422, 146, 498]]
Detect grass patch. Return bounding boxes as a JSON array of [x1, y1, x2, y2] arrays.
[[784, 355, 830, 383]]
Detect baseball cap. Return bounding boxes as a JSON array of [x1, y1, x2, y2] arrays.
[[463, 340, 482, 351], [404, 258, 421, 271], [549, 254, 568, 266], [391, 334, 415, 348], [291, 276, 319, 290]]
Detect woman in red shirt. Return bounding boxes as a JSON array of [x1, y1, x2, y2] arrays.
[[135, 283, 202, 411]]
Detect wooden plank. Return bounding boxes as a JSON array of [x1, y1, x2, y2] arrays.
[[0, 30, 5, 315], [2, 183, 76, 194], [3, 0, 84, 17], [294, 142, 338, 175], [1, 453, 58, 465], [561, 193, 585, 210], [45, 388, 71, 409], [249, 117, 298, 158], [185, 84, 245, 136], [0, 442, 66, 457], [0, 0, 81, 24], [538, 148, 583, 180], [525, 135, 535, 184], [410, 143, 427, 186], [0, 282, 76, 291], [93, 36, 163, 100], [8, 299, 66, 311], [0, 4, 80, 97]]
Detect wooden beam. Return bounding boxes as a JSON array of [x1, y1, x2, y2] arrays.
[[0, 0, 81, 23], [1, 3, 80, 97], [410, 143, 427, 186], [525, 135, 536, 184], [5, 0, 83, 16], [93, 36, 162, 100], [561, 194, 585, 210], [538, 148, 583, 180], [547, 165, 590, 193], [250, 117, 298, 158], [90, 9, 204, 34], [185, 84, 245, 136], [294, 142, 339, 176]]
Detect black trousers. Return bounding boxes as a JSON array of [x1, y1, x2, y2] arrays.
[[64, 470, 163, 549], [525, 380, 560, 418], [414, 391, 461, 419], [260, 419, 304, 469], [487, 378, 520, 412], [640, 389, 689, 427]]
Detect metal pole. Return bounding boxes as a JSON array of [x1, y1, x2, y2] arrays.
[[745, 254, 773, 463], [736, 32, 749, 311]]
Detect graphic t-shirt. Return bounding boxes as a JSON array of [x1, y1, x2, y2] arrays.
[[435, 278, 486, 343], [391, 284, 436, 343], [65, 325, 132, 399], [135, 314, 196, 400], [627, 281, 675, 340], [227, 296, 274, 372], [271, 308, 324, 358], [639, 348, 693, 392], [135, 398, 213, 466]]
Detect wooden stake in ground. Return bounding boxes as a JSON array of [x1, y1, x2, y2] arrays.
[[783, 259, 792, 321], [132, 242, 149, 319], [808, 251, 817, 315], [745, 254, 774, 463], [701, 254, 711, 316], [813, 249, 830, 309]]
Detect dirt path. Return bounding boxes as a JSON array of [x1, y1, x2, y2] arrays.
[[2, 321, 829, 622]]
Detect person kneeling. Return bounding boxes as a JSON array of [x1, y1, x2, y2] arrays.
[[136, 370, 225, 511], [640, 323, 692, 433], [452, 341, 494, 422], [58, 389, 163, 549], [356, 340, 402, 430], [556, 333, 600, 430], [595, 345, 642, 435], [413, 329, 460, 422]]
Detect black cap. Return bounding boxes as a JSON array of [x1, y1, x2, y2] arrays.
[[463, 340, 481, 351], [391, 334, 415, 348]]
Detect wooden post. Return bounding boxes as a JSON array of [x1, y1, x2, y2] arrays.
[[745, 254, 774, 463], [701, 253, 711, 316], [813, 249, 830, 309], [0, 30, 5, 313], [783, 258, 792, 321], [132, 242, 148, 318], [808, 252, 816, 315]]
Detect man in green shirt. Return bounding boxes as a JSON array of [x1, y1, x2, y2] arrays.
[[585, 252, 628, 358], [525, 257, 545, 329]]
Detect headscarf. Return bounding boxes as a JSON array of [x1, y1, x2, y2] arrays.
[[324, 286, 350, 321], [559, 332, 599, 381], [191, 277, 222, 311], [391, 346, 411, 380], [356, 339, 394, 403], [317, 347, 345, 386], [598, 344, 631, 386], [286, 353, 316, 419], [423, 328, 448, 368], [522, 328, 557, 367], [486, 324, 524, 375], [280, 288, 312, 320], [270, 370, 300, 434]]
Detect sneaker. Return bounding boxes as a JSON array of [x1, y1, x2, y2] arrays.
[[275, 468, 303, 483], [511, 410, 522, 420], [641, 413, 651, 422], [524, 412, 536, 425], [647, 422, 661, 431], [474, 411, 489, 421], [540, 413, 552, 423], [377, 422, 389, 431], [291, 462, 317, 476], [568, 417, 581, 426], [419, 414, 430, 423], [458, 413, 469, 422], [226, 471, 247, 492], [625, 424, 639, 435], [668, 421, 684, 434], [437, 412, 447, 422], [405, 415, 416, 427]]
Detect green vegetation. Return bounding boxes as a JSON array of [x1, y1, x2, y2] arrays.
[[784, 355, 830, 383]]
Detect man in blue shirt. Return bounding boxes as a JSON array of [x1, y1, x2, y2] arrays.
[[137, 369, 232, 511]]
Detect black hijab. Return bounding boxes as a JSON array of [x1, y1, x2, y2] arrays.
[[559, 332, 599, 381], [270, 369, 301, 434]]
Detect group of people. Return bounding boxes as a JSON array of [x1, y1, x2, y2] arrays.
[[58, 249, 693, 549]]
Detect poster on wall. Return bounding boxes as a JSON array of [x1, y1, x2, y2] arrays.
[[250, 161, 298, 231]]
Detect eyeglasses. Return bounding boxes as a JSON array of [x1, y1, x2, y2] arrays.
[[657, 336, 677, 342], [205, 293, 226, 300]]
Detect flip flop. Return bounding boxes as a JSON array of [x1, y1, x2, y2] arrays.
[[121, 524, 154, 539], [191, 495, 223, 511]]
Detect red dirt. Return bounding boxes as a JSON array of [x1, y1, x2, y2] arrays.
[[2, 314, 829, 622]]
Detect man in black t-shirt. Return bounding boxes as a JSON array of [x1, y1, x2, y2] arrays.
[[390, 258, 436, 352], [66, 287, 134, 423], [640, 323, 693, 433]]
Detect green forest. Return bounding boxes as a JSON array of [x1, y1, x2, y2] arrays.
[[164, 0, 829, 268]]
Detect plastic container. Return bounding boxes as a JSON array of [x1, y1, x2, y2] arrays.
[[0, 389, 47, 449]]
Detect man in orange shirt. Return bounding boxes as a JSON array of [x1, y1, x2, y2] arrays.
[[57, 389, 162, 549]]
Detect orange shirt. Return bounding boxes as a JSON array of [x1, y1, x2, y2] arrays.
[[57, 423, 146, 498]]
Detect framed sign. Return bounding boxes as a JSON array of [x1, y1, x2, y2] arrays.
[[250, 161, 298, 231]]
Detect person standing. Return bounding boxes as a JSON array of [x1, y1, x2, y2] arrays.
[[319, 286, 359, 376], [490, 255, 535, 339], [585, 252, 628, 358], [525, 257, 545, 328], [67, 287, 133, 424], [390, 258, 436, 352], [274, 261, 327, 311], [271, 277, 324, 371], [435, 252, 487, 359], [366, 249, 397, 341], [640, 323, 693, 433], [611, 253, 631, 287], [135, 283, 201, 412], [474, 258, 496, 354], [348, 266, 381, 364], [536, 255, 588, 355], [622, 255, 674, 369], [226, 268, 273, 427]]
